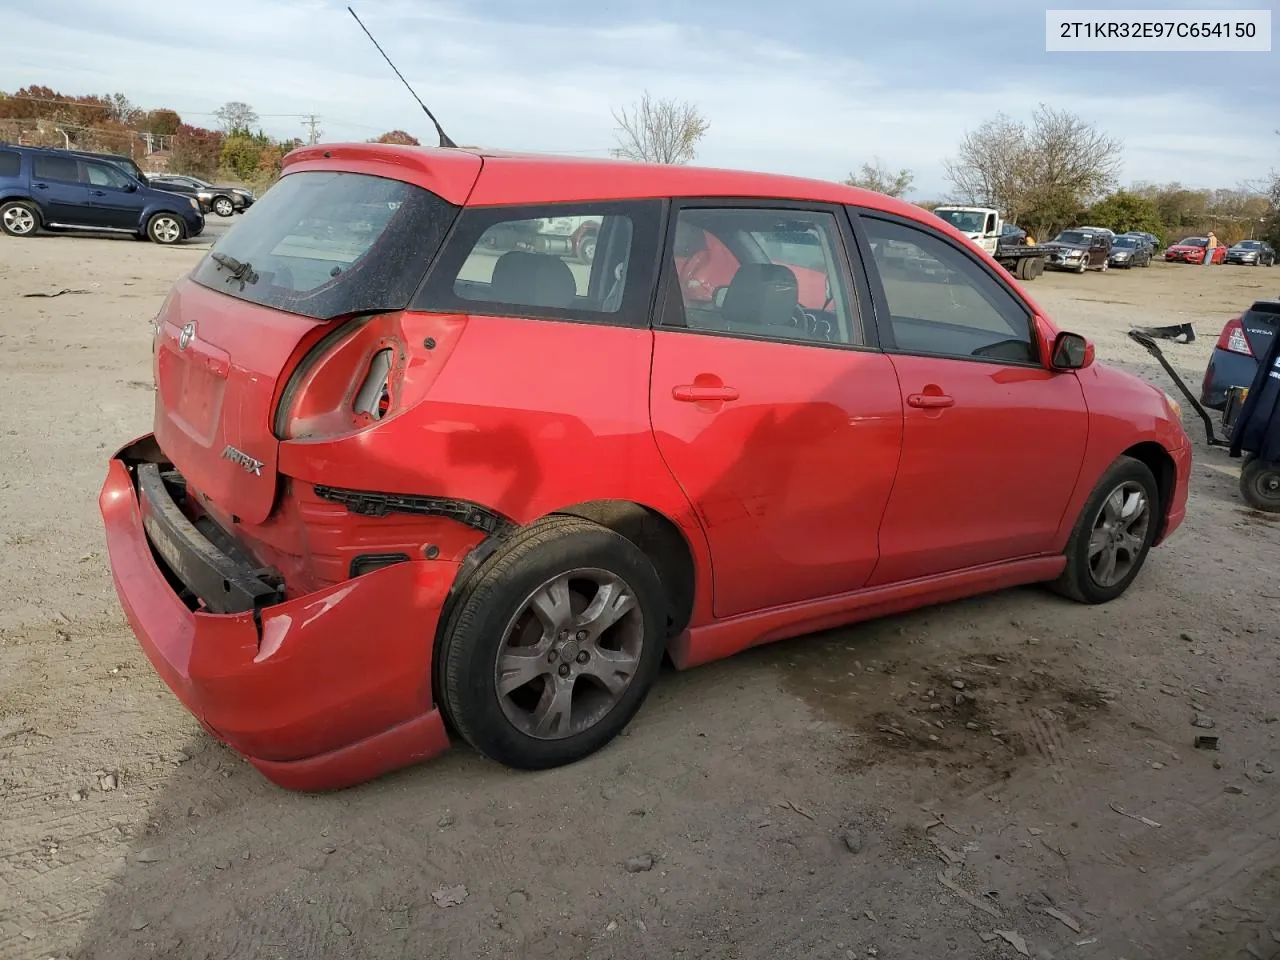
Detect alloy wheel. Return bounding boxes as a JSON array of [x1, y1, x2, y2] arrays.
[[494, 568, 645, 740], [1087, 481, 1151, 587], [3, 205, 36, 235], [151, 216, 181, 243]]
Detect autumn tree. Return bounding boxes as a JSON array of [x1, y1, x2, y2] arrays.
[[1082, 190, 1165, 241], [214, 101, 258, 135], [372, 129, 420, 145], [611, 92, 709, 164], [844, 158, 915, 198], [143, 108, 182, 137], [170, 123, 222, 179], [944, 105, 1122, 238]]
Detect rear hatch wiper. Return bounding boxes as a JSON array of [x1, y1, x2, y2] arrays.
[[210, 252, 259, 289]]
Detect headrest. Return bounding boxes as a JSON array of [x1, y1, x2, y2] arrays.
[[489, 251, 577, 309], [721, 262, 799, 328]]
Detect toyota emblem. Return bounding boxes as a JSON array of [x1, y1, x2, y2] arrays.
[[178, 322, 195, 351]]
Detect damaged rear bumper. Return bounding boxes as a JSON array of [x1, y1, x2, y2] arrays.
[[98, 435, 456, 790]]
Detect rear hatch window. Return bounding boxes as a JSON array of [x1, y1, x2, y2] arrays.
[[190, 170, 459, 320]]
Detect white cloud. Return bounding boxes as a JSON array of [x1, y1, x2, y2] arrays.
[[0, 0, 1272, 197]]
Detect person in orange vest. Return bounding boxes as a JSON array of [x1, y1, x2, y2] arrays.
[[1203, 231, 1218, 267]]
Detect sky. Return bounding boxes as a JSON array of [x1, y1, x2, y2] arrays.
[[0, 0, 1275, 199]]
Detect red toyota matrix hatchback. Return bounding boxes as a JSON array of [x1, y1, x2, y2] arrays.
[[100, 144, 1191, 790]]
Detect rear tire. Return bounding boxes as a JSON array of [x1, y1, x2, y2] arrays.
[[438, 516, 667, 770], [1052, 456, 1160, 604], [212, 196, 235, 218], [0, 200, 40, 237], [1240, 459, 1280, 513]]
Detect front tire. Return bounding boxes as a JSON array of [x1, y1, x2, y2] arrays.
[[1240, 459, 1280, 513], [438, 516, 667, 769], [1052, 456, 1160, 604], [146, 213, 184, 245], [212, 196, 235, 218], [0, 200, 40, 237]]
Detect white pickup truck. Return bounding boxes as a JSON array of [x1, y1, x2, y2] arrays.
[[932, 205, 1047, 281]]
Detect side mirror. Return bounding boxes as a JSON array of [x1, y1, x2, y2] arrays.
[[1051, 331, 1094, 370], [712, 286, 729, 309], [124, 182, 138, 193]]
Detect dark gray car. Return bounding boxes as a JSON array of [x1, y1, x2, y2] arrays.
[[147, 174, 255, 217], [1108, 235, 1153, 269], [1225, 240, 1276, 267]]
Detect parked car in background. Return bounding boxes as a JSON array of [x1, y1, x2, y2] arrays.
[[1164, 237, 1226, 264], [1001, 222, 1028, 243], [1224, 239, 1275, 267], [0, 144, 203, 243], [1108, 235, 1153, 269], [98, 142, 1191, 790], [148, 174, 255, 217], [1200, 300, 1280, 409], [1120, 231, 1160, 252], [1042, 229, 1112, 272]]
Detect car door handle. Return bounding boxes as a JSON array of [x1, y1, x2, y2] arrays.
[[672, 384, 739, 402], [34, 182, 48, 189], [90, 190, 106, 196], [907, 393, 954, 409]]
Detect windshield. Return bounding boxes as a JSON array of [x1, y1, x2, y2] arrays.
[[190, 170, 459, 320], [1177, 237, 1207, 247], [1055, 231, 1094, 245], [934, 209, 987, 233], [1235, 240, 1260, 248], [751, 229, 828, 270], [1113, 237, 1137, 248]]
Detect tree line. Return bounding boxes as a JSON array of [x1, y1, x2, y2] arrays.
[[0, 85, 422, 188], [5, 83, 1274, 247]]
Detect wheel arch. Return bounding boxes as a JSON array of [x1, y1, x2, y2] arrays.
[[1120, 440, 1175, 531], [548, 500, 696, 638]]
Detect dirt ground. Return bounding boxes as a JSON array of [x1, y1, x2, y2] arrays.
[[2, 233, 1279, 960]]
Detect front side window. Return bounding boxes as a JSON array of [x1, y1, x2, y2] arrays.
[[85, 161, 133, 189], [416, 200, 662, 328], [662, 207, 862, 347], [860, 215, 1037, 365], [190, 170, 460, 320]]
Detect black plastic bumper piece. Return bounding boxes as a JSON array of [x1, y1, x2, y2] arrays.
[[136, 462, 283, 615]]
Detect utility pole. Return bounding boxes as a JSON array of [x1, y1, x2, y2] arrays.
[[303, 115, 322, 145]]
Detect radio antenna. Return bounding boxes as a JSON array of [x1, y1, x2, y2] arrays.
[[347, 5, 456, 148]]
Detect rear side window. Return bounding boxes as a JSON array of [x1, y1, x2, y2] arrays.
[[416, 200, 663, 328], [0, 151, 20, 178], [32, 155, 80, 182], [190, 171, 460, 321]]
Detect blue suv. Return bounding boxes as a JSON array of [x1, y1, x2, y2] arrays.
[[0, 144, 204, 244]]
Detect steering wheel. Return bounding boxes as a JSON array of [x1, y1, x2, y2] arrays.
[[790, 304, 832, 342]]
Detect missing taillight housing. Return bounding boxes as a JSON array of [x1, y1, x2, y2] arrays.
[[1217, 317, 1253, 356], [353, 349, 394, 421]]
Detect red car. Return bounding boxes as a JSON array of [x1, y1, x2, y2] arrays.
[[99, 144, 1192, 790], [1164, 237, 1227, 264]]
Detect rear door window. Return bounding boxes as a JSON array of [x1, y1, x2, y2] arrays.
[[0, 150, 20, 178], [189, 170, 460, 320], [32, 155, 81, 183], [416, 201, 663, 328]]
